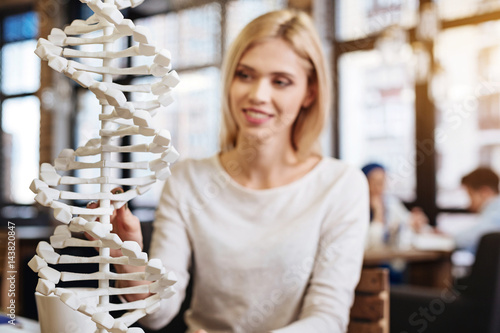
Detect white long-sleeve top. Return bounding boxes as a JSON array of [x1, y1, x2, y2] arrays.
[[365, 195, 412, 250], [141, 155, 369, 333]]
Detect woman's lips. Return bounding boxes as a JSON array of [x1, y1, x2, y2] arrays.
[[243, 108, 273, 125]]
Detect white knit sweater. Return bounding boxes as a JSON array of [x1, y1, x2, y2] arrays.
[[141, 155, 369, 333]]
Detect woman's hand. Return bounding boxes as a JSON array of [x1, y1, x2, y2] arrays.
[[370, 195, 385, 223], [409, 207, 429, 233], [85, 188, 143, 257], [194, 330, 208, 333], [110, 188, 143, 249]]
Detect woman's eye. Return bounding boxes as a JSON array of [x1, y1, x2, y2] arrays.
[[274, 79, 291, 87], [236, 71, 251, 80]]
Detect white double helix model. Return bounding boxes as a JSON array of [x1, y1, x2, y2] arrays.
[[28, 0, 180, 332]]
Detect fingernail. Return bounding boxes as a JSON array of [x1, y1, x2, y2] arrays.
[[87, 201, 97, 208]]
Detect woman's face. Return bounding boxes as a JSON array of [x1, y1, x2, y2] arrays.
[[229, 38, 314, 145], [367, 168, 386, 197]]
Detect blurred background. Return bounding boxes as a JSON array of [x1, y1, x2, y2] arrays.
[[2, 0, 500, 319], [4, 0, 500, 229]]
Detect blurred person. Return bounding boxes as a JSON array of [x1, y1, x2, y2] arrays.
[[362, 163, 429, 250], [455, 167, 500, 254]]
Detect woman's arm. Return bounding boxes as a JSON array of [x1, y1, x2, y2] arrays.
[[137, 175, 193, 330], [271, 168, 369, 333]]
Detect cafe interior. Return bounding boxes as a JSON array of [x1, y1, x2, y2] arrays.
[[1, 0, 500, 332]]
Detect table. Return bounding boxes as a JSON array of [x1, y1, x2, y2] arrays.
[[363, 247, 453, 288]]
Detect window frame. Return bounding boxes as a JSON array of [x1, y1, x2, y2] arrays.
[[331, 0, 500, 224]]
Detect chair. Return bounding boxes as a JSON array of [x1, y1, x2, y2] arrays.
[[348, 267, 390, 333], [390, 232, 500, 333]]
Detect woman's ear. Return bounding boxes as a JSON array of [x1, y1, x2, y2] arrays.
[[302, 81, 317, 109]]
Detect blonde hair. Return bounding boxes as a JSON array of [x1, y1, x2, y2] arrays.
[[219, 9, 331, 159]]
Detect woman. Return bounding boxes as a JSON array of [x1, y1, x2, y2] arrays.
[[362, 163, 429, 250], [110, 9, 369, 333]]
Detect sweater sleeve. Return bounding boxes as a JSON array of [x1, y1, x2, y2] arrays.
[[271, 168, 370, 333], [454, 211, 500, 253], [138, 173, 193, 330]]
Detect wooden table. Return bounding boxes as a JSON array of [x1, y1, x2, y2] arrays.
[[363, 247, 453, 288]]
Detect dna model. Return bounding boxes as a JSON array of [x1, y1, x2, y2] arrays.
[[27, 0, 180, 332]]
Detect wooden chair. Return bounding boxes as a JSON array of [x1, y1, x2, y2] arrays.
[[348, 267, 390, 333]]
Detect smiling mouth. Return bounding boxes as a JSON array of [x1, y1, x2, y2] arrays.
[[243, 109, 273, 119]]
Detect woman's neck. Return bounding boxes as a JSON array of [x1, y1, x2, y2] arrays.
[[219, 135, 320, 189]]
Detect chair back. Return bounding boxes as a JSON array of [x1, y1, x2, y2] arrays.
[[348, 267, 390, 333], [465, 232, 500, 333]]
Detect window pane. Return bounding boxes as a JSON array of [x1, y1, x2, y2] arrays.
[[339, 50, 416, 201], [1, 40, 41, 95], [3, 11, 38, 43], [434, 21, 500, 208], [2, 96, 40, 204], [225, 0, 287, 47], [335, 0, 418, 41], [437, 0, 500, 21], [133, 14, 176, 68], [131, 67, 221, 207], [134, 3, 221, 68]]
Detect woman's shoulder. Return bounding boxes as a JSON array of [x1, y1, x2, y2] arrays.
[[170, 155, 218, 179], [316, 156, 367, 185]]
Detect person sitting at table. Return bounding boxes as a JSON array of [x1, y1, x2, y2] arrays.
[[455, 167, 500, 254], [362, 163, 430, 250]]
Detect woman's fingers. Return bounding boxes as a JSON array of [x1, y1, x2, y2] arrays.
[[87, 200, 99, 209], [84, 188, 142, 248], [114, 205, 140, 232], [113, 205, 143, 248]]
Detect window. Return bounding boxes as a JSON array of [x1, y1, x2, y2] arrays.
[[437, 0, 500, 20], [2, 96, 40, 204], [334, 0, 500, 224], [339, 49, 416, 201], [335, 0, 419, 41], [434, 20, 500, 208], [0, 10, 40, 205]]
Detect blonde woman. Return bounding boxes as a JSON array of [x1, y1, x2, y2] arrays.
[[108, 9, 369, 333]]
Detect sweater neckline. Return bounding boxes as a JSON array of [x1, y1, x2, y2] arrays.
[[211, 154, 327, 194]]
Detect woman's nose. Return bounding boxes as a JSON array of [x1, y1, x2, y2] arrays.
[[249, 79, 270, 104]]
